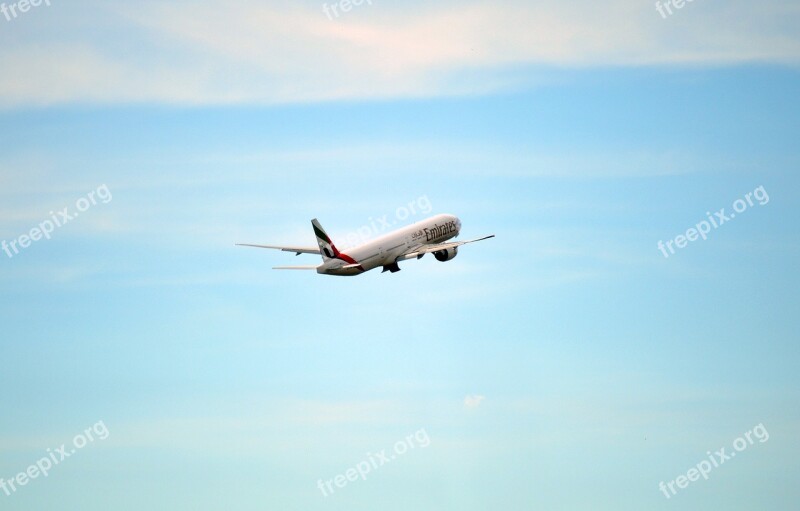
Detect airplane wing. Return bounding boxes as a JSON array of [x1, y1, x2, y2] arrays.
[[235, 243, 321, 256], [398, 235, 496, 260], [417, 235, 496, 254]]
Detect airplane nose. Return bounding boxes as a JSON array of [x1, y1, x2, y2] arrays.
[[455, 218, 462, 234]]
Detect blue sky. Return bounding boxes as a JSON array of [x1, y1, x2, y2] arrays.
[[1, 1, 799, 510]]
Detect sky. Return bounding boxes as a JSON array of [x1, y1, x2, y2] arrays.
[[1, 1, 799, 510]]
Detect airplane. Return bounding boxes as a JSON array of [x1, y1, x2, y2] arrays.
[[236, 213, 494, 276]]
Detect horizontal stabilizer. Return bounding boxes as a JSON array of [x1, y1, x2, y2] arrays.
[[236, 243, 320, 256]]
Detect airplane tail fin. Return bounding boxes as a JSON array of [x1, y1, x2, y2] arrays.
[[312, 218, 340, 262]]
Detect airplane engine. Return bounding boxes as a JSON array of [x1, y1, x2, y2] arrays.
[[433, 247, 458, 262]]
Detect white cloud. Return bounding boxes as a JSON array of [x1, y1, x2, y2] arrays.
[[0, 0, 798, 106], [464, 394, 486, 409]]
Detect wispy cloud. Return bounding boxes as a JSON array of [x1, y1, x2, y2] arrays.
[[463, 394, 486, 409], [1, 0, 798, 106]]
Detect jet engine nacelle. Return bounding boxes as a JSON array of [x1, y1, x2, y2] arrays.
[[433, 247, 458, 262]]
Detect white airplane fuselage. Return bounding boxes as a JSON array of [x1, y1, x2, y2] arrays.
[[319, 214, 461, 275]]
